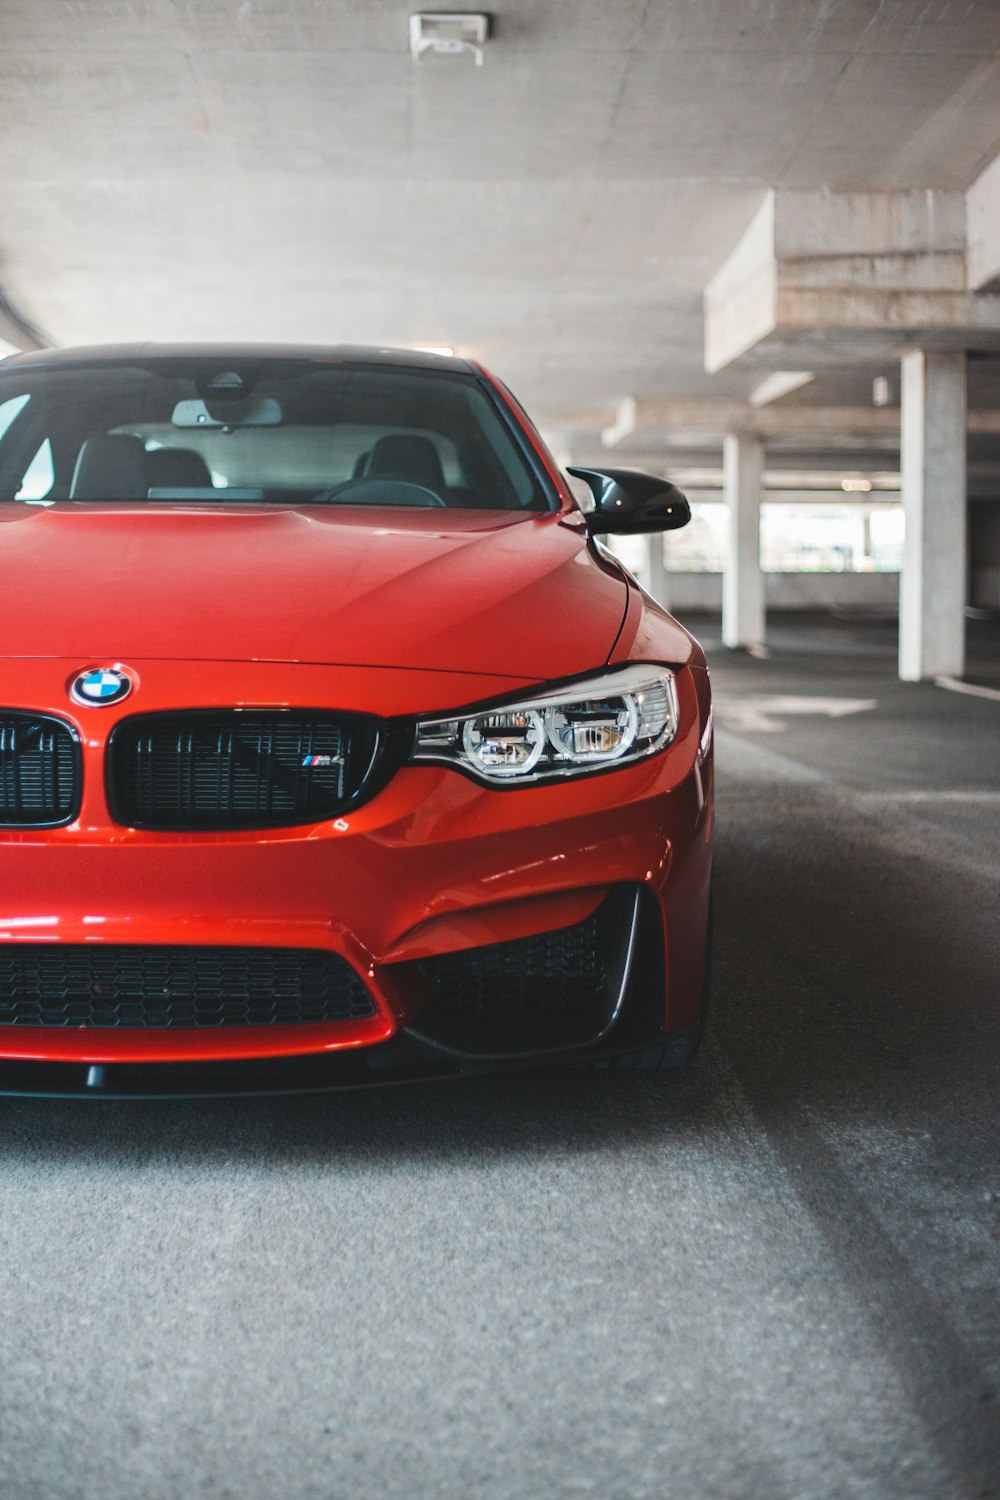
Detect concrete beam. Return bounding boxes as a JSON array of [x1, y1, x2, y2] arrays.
[[749, 371, 815, 407], [600, 398, 639, 448], [599, 395, 1000, 447], [0, 284, 50, 352], [602, 397, 744, 446], [567, 449, 1000, 500], [705, 189, 1000, 372]]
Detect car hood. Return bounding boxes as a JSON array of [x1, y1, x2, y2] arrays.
[[1, 503, 647, 680]]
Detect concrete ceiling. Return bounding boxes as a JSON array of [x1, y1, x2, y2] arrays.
[[2, 0, 1000, 442]]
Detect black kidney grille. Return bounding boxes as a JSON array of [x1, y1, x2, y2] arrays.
[[419, 902, 612, 1018], [0, 713, 80, 828], [109, 711, 380, 829], [0, 946, 376, 1029]]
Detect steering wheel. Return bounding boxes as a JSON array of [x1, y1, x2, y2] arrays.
[[312, 477, 447, 507]]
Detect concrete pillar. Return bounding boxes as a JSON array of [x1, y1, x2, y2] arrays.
[[722, 433, 764, 649], [899, 351, 967, 681], [646, 531, 670, 610]]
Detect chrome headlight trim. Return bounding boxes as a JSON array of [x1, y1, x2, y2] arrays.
[[411, 665, 679, 786]]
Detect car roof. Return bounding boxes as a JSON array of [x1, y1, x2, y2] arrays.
[[1, 342, 479, 375]]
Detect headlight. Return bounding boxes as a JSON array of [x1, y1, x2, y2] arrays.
[[412, 666, 679, 785]]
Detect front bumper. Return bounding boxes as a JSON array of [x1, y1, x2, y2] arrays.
[[0, 1022, 708, 1098], [0, 657, 713, 1080]]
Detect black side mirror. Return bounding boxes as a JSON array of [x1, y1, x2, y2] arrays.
[[567, 467, 691, 535]]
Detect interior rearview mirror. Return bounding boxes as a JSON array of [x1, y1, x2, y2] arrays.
[[567, 466, 691, 535], [172, 396, 284, 429]]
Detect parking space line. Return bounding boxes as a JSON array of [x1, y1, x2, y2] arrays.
[[935, 675, 1000, 703], [856, 790, 1000, 803]]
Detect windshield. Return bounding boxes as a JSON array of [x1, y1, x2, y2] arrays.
[[0, 358, 551, 512]]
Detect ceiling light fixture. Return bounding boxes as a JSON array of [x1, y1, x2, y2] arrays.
[[409, 12, 491, 66]]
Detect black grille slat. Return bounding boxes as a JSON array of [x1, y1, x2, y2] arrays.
[[0, 713, 81, 828], [259, 722, 275, 815], [109, 711, 379, 830], [0, 946, 376, 1029]]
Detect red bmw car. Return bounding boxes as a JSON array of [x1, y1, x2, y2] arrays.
[[0, 344, 713, 1096]]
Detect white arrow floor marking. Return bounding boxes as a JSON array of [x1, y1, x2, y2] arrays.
[[714, 695, 877, 734]]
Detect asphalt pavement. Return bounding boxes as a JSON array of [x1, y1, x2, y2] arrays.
[[0, 610, 998, 1500]]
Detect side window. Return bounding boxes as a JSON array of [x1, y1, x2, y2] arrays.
[[0, 393, 30, 441], [15, 438, 55, 502]]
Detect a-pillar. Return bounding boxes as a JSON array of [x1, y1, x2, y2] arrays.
[[899, 351, 967, 681], [722, 433, 764, 649]]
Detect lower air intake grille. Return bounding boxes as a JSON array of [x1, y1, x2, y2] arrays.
[[404, 888, 642, 1059], [108, 710, 381, 829], [0, 713, 81, 828], [0, 946, 376, 1029], [419, 901, 613, 1018]]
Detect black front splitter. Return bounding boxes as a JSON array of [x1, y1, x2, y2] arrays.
[[0, 1027, 699, 1100]]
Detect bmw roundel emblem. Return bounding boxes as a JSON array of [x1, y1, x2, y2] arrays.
[[70, 667, 133, 708]]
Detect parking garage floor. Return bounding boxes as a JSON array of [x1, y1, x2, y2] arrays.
[[0, 614, 997, 1500]]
